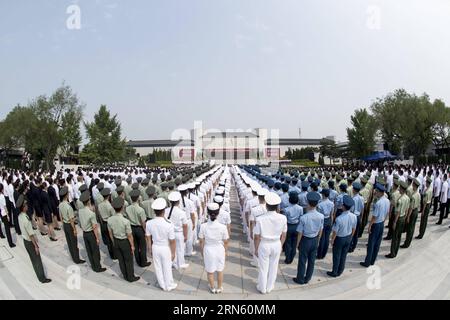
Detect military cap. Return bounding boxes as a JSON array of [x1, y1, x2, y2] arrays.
[[142, 178, 150, 185], [151, 198, 167, 211], [126, 177, 132, 184], [97, 182, 104, 191], [257, 188, 268, 197], [131, 183, 139, 190], [267, 180, 275, 188], [137, 177, 143, 183], [214, 195, 224, 204], [352, 182, 362, 191], [116, 185, 125, 193], [325, 172, 331, 178], [393, 179, 400, 187], [101, 188, 111, 197], [342, 195, 355, 208], [413, 178, 420, 187], [375, 183, 385, 192], [336, 175, 342, 181], [426, 177, 432, 184], [306, 192, 321, 205], [400, 181, 409, 190], [328, 180, 335, 188], [59, 186, 69, 197], [321, 188, 330, 197], [151, 176, 158, 183], [129, 189, 140, 198], [146, 186, 156, 196], [167, 181, 175, 189], [79, 184, 88, 193], [207, 202, 220, 213], [360, 177, 368, 184], [112, 197, 124, 210], [178, 184, 188, 192], [339, 183, 348, 191], [393, 174, 399, 180], [80, 191, 91, 203], [168, 191, 181, 202], [115, 179, 122, 186], [265, 192, 281, 206], [407, 176, 413, 181]]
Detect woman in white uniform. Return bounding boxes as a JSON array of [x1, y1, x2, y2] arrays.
[[165, 192, 189, 269], [146, 198, 177, 291], [199, 203, 229, 294]]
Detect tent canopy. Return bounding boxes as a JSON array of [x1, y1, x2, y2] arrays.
[[361, 151, 397, 162]]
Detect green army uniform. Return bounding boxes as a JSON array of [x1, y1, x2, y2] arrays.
[[386, 188, 401, 240], [79, 202, 104, 272], [358, 182, 372, 238], [402, 185, 420, 248], [124, 183, 133, 204], [98, 197, 116, 259], [19, 211, 50, 283], [389, 191, 410, 258], [125, 200, 149, 267], [59, 199, 83, 263], [406, 184, 413, 198], [108, 200, 138, 282], [140, 198, 155, 220], [94, 193, 104, 210]]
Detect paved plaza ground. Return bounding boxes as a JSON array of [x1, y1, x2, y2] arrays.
[[1, 185, 450, 300]]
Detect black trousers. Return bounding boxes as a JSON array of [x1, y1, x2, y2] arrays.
[[131, 226, 147, 267], [5, 197, 14, 226], [358, 204, 371, 238], [100, 221, 116, 259], [24, 239, 47, 282], [386, 208, 395, 239], [390, 216, 406, 257], [0, 215, 14, 247], [438, 201, 448, 224], [114, 238, 136, 282], [12, 206, 21, 234], [349, 215, 361, 252], [83, 231, 102, 271], [296, 236, 318, 283], [63, 223, 82, 263], [431, 196, 439, 215]]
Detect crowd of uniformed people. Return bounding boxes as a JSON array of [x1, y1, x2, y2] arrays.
[[0, 163, 448, 294]]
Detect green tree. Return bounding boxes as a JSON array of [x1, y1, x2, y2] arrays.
[[81, 105, 129, 165], [430, 99, 450, 151], [319, 139, 338, 164], [346, 108, 377, 158]]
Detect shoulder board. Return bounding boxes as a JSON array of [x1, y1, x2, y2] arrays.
[[164, 218, 172, 224]]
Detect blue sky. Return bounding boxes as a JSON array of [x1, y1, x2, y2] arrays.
[[1, 0, 450, 142]]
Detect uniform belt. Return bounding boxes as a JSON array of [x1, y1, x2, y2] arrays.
[[288, 222, 299, 225], [303, 235, 319, 239], [114, 237, 128, 241], [83, 230, 94, 234], [131, 225, 142, 228]]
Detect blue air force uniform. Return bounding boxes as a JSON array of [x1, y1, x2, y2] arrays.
[[328, 195, 357, 277], [316, 190, 334, 259], [362, 185, 390, 267], [283, 199, 303, 264], [294, 193, 324, 285], [349, 183, 364, 252]]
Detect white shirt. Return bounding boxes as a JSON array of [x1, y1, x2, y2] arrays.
[[165, 206, 187, 232], [199, 220, 229, 246], [249, 204, 267, 223], [434, 177, 442, 197], [0, 194, 7, 217], [145, 217, 175, 246], [254, 211, 287, 241], [217, 208, 231, 226]]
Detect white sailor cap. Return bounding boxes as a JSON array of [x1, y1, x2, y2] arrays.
[[215, 189, 225, 195], [207, 203, 220, 211], [264, 192, 281, 206], [151, 198, 167, 210], [214, 196, 224, 204], [187, 183, 196, 189], [250, 183, 260, 192], [168, 191, 181, 202], [257, 188, 268, 197], [177, 184, 188, 192]]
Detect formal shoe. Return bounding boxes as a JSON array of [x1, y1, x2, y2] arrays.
[[348, 249, 354, 253], [40, 232, 48, 236], [32, 227, 37, 230], [436, 222, 442, 225], [55, 227, 61, 231], [76, 259, 86, 264], [167, 284, 178, 291], [326, 272, 338, 278], [95, 268, 107, 273], [41, 278, 52, 284], [49, 237, 58, 242], [9, 244, 16, 248], [360, 262, 370, 268], [383, 237, 392, 241], [141, 262, 151, 267], [17, 233, 21, 236], [415, 236, 423, 240], [430, 214, 436, 216], [385, 254, 395, 259], [209, 286, 217, 294], [292, 277, 305, 285], [0, 235, 5, 239], [129, 276, 140, 282]]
